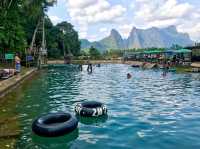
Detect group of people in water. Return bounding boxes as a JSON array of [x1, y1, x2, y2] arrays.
[[78, 60, 102, 74], [78, 62, 99, 73], [77, 61, 133, 79]]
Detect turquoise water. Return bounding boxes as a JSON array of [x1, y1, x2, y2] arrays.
[[3, 64, 200, 149]]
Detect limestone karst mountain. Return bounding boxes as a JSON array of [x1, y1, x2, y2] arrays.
[[81, 26, 193, 52]]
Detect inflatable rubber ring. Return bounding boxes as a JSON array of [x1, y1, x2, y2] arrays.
[[32, 112, 78, 137], [75, 101, 107, 117]]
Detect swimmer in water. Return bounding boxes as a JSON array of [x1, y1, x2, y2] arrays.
[[127, 73, 132, 79], [87, 63, 92, 73], [78, 64, 83, 71]]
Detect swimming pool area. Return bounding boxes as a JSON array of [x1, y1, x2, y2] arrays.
[[1, 64, 200, 149]]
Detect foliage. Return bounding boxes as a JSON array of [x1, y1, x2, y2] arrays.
[[89, 46, 101, 59], [46, 21, 81, 58], [0, 0, 80, 59], [170, 44, 183, 50], [125, 47, 165, 52], [104, 49, 124, 58], [78, 47, 166, 60], [0, 0, 27, 52]]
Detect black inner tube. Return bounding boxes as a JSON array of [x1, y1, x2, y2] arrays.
[[43, 115, 70, 125], [82, 101, 102, 108], [32, 113, 78, 137]]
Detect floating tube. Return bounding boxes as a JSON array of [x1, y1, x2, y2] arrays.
[[32, 113, 78, 137], [75, 101, 107, 117]]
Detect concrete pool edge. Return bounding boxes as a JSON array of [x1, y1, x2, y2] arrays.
[[0, 68, 37, 98]]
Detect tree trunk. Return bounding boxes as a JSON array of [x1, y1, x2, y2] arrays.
[[30, 18, 41, 56]]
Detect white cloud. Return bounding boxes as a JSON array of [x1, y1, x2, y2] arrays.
[[68, 0, 96, 9], [118, 24, 134, 38], [132, 0, 200, 41], [134, 0, 192, 23], [79, 31, 87, 39], [99, 27, 108, 33], [178, 23, 200, 42], [49, 15, 62, 25], [52, 0, 200, 41], [148, 19, 178, 28], [78, 23, 88, 39], [65, 0, 126, 39], [67, 0, 126, 24], [87, 34, 99, 41]]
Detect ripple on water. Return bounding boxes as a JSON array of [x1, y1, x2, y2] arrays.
[[10, 64, 200, 149]]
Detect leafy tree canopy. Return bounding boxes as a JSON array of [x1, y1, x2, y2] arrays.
[[89, 46, 101, 59], [0, 0, 80, 59]]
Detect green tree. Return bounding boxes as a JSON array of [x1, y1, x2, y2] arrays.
[[56, 22, 80, 56], [171, 44, 182, 50], [46, 21, 81, 58], [0, 0, 57, 53], [0, 0, 81, 60], [89, 46, 101, 59], [0, 0, 27, 52]]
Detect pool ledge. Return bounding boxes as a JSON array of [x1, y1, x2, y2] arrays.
[[0, 68, 37, 98]]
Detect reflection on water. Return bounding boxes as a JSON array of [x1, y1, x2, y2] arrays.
[[76, 115, 108, 125], [32, 129, 78, 147], [1, 64, 200, 149], [16, 129, 79, 149]]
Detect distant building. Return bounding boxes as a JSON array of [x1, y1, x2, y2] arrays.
[[186, 43, 200, 61]]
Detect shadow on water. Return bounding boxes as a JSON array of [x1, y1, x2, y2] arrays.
[[76, 115, 108, 125], [16, 129, 79, 149]]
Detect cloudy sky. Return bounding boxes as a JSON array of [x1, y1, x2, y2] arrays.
[[47, 0, 200, 42]]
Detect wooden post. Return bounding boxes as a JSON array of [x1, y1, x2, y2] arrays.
[[30, 19, 41, 57]]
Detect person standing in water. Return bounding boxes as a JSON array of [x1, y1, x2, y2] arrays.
[[127, 73, 132, 79], [86, 60, 92, 73], [15, 53, 21, 73], [78, 64, 83, 71], [87, 63, 92, 73]]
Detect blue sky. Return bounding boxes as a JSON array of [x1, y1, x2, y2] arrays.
[[47, 0, 200, 42]]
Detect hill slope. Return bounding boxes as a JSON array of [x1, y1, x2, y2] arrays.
[[81, 26, 193, 51]]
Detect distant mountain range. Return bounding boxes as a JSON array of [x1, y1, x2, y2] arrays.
[[81, 26, 193, 52]]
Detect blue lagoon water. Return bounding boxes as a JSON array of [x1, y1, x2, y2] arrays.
[[2, 64, 200, 149]]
